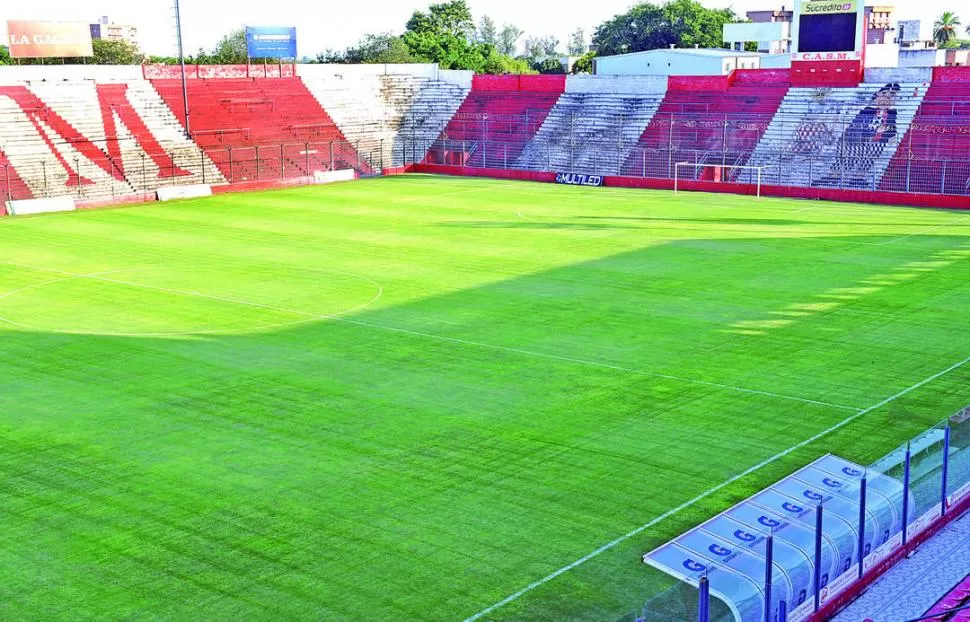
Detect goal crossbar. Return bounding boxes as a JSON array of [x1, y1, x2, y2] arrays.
[[673, 162, 777, 198]]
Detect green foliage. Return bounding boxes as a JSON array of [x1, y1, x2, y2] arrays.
[[529, 57, 566, 74], [0, 45, 10, 66], [593, 0, 739, 56], [524, 35, 560, 59], [212, 28, 248, 64], [933, 12, 962, 45], [571, 50, 596, 74], [477, 15, 498, 45], [405, 0, 475, 40], [147, 55, 180, 65], [322, 33, 420, 64], [315, 0, 526, 73], [567, 28, 587, 55], [91, 39, 144, 65], [497, 24, 523, 56], [481, 49, 535, 74]]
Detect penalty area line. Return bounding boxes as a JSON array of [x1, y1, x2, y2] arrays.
[[462, 354, 970, 622]]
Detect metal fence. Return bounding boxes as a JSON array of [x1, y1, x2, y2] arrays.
[[3, 111, 970, 204], [0, 139, 384, 204]]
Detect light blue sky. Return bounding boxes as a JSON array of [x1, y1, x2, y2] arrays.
[[1, 0, 954, 57]]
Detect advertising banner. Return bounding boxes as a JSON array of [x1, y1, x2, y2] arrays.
[[6, 20, 94, 58], [801, 1, 857, 14], [245, 27, 297, 58], [555, 173, 604, 187]]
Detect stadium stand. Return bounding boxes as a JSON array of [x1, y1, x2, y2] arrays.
[[832, 510, 970, 621], [0, 78, 221, 201], [426, 75, 565, 168], [514, 93, 665, 175], [302, 73, 469, 169], [3, 65, 970, 210], [619, 71, 789, 179], [880, 79, 970, 196], [740, 82, 928, 189], [151, 76, 364, 181]]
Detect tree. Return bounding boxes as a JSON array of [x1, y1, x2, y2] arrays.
[[592, 0, 738, 56], [481, 50, 535, 74], [405, 0, 475, 42], [497, 24, 523, 56], [211, 28, 248, 64], [530, 57, 566, 74], [571, 51, 596, 74], [403, 0, 501, 71], [338, 33, 420, 63], [91, 39, 144, 65], [0, 46, 10, 66], [524, 36, 560, 59], [567, 28, 586, 55], [933, 12, 962, 46], [477, 15, 498, 45]]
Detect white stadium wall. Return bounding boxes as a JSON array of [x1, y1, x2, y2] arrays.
[[296, 63, 440, 80], [565, 74, 668, 95]]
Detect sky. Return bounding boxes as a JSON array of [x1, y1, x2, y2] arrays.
[[0, 0, 954, 58]]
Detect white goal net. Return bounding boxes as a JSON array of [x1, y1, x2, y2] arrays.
[[673, 162, 778, 198]]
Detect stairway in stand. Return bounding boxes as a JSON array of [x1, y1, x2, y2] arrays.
[[151, 77, 364, 182]]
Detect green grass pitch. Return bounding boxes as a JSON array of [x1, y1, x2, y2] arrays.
[[1, 174, 969, 620]]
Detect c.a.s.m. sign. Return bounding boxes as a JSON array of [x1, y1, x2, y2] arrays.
[[555, 173, 604, 187]]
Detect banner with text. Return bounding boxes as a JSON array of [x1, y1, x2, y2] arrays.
[[800, 1, 858, 15], [245, 26, 297, 58], [555, 173, 604, 187], [6, 20, 93, 57]]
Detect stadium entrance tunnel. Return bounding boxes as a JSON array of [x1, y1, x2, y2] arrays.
[[643, 454, 913, 622]]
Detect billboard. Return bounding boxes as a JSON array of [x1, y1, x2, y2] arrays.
[[245, 27, 297, 58], [5, 20, 94, 58], [800, 0, 857, 14]]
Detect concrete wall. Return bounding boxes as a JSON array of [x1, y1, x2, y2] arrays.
[[438, 69, 473, 89], [760, 54, 793, 69], [296, 63, 439, 80], [565, 74, 667, 94], [865, 44, 901, 68], [864, 66, 933, 84], [0, 65, 143, 84], [596, 52, 733, 76], [899, 49, 945, 68]]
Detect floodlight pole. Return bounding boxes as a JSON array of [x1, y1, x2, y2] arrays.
[[174, 0, 191, 137]]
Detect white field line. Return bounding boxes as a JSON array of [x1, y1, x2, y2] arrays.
[[462, 354, 970, 622], [873, 214, 970, 246], [1, 259, 857, 409], [335, 318, 860, 412], [0, 260, 383, 337]]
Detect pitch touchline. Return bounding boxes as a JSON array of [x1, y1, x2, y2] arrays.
[[462, 354, 970, 621]]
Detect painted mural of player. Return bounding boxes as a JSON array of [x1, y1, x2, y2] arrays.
[[818, 83, 900, 187]]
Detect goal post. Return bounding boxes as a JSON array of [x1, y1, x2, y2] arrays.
[[673, 162, 777, 198]]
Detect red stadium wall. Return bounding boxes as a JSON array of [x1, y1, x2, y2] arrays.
[[932, 66, 970, 83], [667, 74, 734, 92], [471, 74, 567, 93], [791, 60, 863, 87], [411, 164, 970, 210]]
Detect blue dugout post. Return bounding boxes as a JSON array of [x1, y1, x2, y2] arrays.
[[942, 426, 951, 517], [902, 443, 912, 546], [779, 599, 787, 622], [765, 534, 774, 622], [814, 504, 824, 612], [858, 476, 868, 579], [699, 576, 710, 622]]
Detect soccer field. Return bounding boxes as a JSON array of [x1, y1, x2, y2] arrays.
[[1, 174, 969, 620]]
